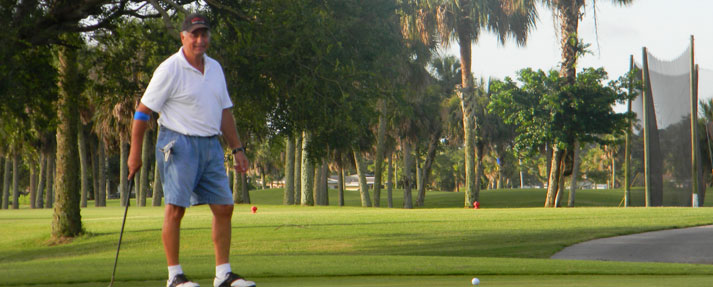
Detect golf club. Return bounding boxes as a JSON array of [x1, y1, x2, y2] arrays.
[[109, 175, 135, 287]]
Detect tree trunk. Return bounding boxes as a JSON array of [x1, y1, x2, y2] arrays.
[[138, 128, 151, 206], [415, 149, 423, 204], [458, 86, 479, 206], [545, 146, 565, 207], [353, 149, 372, 207], [103, 148, 110, 203], [545, 145, 552, 187], [314, 158, 326, 205], [52, 38, 83, 238], [401, 139, 413, 209], [568, 141, 580, 207], [293, 135, 302, 204], [549, 2, 582, 208], [78, 122, 89, 208], [557, 2, 582, 85], [456, 8, 478, 208], [240, 172, 250, 204], [610, 149, 616, 189], [36, 153, 46, 208], [321, 159, 328, 205], [496, 153, 503, 189], [0, 155, 3, 208], [283, 136, 295, 205], [98, 140, 107, 206], [232, 168, 242, 203], [387, 151, 394, 208], [29, 159, 37, 209], [89, 134, 101, 206], [300, 132, 314, 206], [373, 99, 387, 207], [11, 151, 19, 209], [554, 152, 567, 208], [2, 154, 10, 209], [474, 141, 485, 202], [338, 164, 344, 206], [45, 153, 55, 209], [418, 132, 439, 207]]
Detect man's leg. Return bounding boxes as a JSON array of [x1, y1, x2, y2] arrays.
[[210, 204, 254, 287], [163, 204, 186, 266], [209, 204, 233, 265]]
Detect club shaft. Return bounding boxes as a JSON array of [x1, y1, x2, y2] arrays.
[[109, 177, 133, 286]]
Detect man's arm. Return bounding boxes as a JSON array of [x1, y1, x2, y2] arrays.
[[220, 108, 249, 173], [128, 103, 154, 179]]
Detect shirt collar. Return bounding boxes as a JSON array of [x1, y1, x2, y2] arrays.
[[177, 47, 209, 72]]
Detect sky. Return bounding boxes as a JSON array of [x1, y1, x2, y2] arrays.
[[443, 0, 713, 102]]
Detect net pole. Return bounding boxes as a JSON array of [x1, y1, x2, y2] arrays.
[[642, 47, 652, 207], [624, 55, 633, 207], [690, 35, 699, 207]]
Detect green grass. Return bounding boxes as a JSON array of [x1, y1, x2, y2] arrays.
[[249, 186, 713, 208], [2, 188, 713, 286]]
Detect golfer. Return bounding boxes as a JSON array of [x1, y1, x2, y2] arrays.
[[128, 13, 255, 287]]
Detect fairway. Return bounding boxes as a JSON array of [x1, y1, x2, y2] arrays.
[[12, 275, 713, 287], [2, 198, 713, 287]]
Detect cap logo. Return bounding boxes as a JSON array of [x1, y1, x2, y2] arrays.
[[191, 17, 205, 25]]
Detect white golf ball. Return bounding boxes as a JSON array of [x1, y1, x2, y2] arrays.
[[471, 277, 480, 285]]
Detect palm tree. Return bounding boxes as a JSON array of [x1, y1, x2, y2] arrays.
[[400, 0, 537, 207], [418, 55, 462, 205], [541, 0, 633, 207]]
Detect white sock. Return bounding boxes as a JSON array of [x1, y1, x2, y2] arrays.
[[216, 263, 231, 279], [168, 264, 183, 280]]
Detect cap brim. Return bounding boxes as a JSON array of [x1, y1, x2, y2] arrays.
[[186, 24, 209, 33]]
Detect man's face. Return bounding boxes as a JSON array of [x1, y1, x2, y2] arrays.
[[181, 28, 210, 58]]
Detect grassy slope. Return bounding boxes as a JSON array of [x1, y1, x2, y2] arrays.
[[2, 188, 713, 286]]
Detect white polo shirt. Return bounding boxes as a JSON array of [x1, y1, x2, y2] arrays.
[[141, 47, 233, 136]]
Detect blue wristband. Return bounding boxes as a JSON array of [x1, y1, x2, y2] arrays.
[[133, 111, 150, 121]]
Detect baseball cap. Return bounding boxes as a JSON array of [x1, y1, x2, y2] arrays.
[[181, 13, 210, 33]]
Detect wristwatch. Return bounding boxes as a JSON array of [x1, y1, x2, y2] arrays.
[[231, 146, 245, 154]]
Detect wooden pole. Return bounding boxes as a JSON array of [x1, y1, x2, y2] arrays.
[[689, 35, 700, 207], [642, 47, 652, 207]]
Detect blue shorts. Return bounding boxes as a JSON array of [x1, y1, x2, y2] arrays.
[[156, 127, 233, 207]]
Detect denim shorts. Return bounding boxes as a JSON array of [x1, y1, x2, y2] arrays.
[[156, 127, 233, 207]]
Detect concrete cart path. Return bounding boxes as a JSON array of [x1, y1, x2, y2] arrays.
[[551, 225, 713, 265]]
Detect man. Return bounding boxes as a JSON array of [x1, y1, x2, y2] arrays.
[[128, 13, 256, 287]]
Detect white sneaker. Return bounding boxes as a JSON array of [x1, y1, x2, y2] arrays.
[[167, 274, 200, 287], [214, 272, 256, 287]]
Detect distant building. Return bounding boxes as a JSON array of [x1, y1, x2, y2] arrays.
[[273, 174, 377, 190], [329, 174, 375, 190]]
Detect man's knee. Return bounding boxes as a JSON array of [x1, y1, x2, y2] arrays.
[[165, 204, 186, 222], [211, 204, 234, 219]]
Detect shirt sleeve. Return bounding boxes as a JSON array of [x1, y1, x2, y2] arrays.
[[140, 63, 174, 113]]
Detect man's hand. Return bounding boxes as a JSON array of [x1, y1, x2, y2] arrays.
[[127, 152, 142, 180], [233, 151, 249, 173]]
